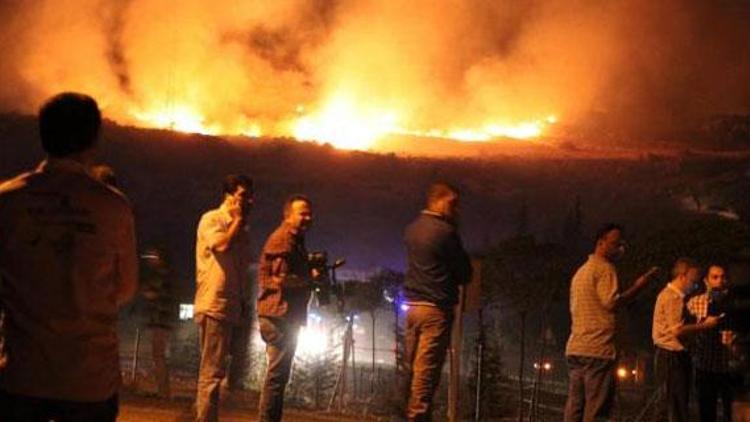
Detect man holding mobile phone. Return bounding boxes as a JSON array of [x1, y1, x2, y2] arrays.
[[687, 264, 737, 422], [194, 175, 254, 422], [653, 258, 722, 421]]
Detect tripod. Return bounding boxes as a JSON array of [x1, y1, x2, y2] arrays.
[[328, 310, 358, 412], [312, 258, 359, 413]]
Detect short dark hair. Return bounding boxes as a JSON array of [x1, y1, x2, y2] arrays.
[[426, 182, 459, 207], [222, 174, 253, 195], [672, 257, 700, 279], [595, 223, 623, 242], [704, 263, 726, 278], [283, 194, 311, 218], [38, 92, 101, 157]]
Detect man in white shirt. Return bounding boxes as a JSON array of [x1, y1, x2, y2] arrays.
[[194, 175, 254, 422]]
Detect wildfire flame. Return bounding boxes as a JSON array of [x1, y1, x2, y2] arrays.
[[131, 104, 263, 138], [291, 93, 400, 150], [132, 105, 218, 136], [130, 97, 557, 151]]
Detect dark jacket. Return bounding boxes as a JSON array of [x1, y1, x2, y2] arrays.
[[139, 259, 176, 329], [257, 222, 311, 325], [403, 211, 472, 308]]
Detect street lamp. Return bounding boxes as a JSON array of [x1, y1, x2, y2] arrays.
[[617, 367, 629, 379]]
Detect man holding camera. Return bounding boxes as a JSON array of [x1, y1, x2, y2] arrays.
[[687, 264, 737, 422], [257, 194, 315, 422], [194, 175, 254, 422], [403, 182, 472, 421]]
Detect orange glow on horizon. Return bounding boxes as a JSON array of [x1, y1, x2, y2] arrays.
[[131, 105, 263, 138], [129, 98, 558, 150]]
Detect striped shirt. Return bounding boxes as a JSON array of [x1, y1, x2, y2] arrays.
[[565, 255, 620, 360]]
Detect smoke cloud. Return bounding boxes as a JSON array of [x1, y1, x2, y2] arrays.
[[1, 0, 749, 145]]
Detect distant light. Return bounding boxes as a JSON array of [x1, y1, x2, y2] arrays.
[[308, 313, 323, 324], [617, 367, 629, 379], [400, 304, 410, 312], [179, 304, 194, 320], [297, 326, 328, 358], [353, 315, 360, 320], [383, 289, 395, 303], [534, 362, 552, 371], [631, 369, 637, 376]]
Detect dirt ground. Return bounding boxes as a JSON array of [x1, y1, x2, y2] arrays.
[[118, 394, 370, 421], [118, 374, 383, 422]]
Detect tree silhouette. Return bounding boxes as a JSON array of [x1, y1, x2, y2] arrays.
[[482, 236, 569, 421]]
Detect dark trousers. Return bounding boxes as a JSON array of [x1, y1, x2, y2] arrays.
[[258, 317, 300, 422], [655, 348, 691, 422], [696, 369, 735, 422], [563, 356, 616, 422], [227, 321, 251, 390], [150, 326, 171, 399], [0, 390, 118, 422], [195, 315, 231, 422], [403, 305, 453, 422]]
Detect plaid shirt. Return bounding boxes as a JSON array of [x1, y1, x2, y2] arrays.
[[686, 292, 732, 373], [565, 255, 619, 360]]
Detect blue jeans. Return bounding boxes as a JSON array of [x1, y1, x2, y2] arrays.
[[563, 355, 616, 422]]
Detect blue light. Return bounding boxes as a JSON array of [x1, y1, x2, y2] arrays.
[[400, 304, 410, 312]]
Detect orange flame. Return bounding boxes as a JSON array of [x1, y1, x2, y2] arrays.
[[130, 99, 557, 150]]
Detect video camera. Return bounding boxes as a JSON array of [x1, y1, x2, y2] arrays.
[[307, 251, 346, 308]]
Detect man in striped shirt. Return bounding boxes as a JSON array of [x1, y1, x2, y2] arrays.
[[564, 224, 658, 422]]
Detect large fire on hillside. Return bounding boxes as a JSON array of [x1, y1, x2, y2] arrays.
[[131, 93, 558, 150], [1, 1, 750, 151]]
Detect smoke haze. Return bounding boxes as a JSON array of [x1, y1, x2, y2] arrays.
[[1, 0, 749, 147]]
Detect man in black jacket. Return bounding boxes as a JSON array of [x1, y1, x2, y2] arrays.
[[402, 182, 472, 421]]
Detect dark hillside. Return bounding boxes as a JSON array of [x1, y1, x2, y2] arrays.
[[3, 113, 750, 303]]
